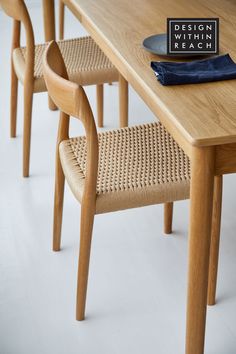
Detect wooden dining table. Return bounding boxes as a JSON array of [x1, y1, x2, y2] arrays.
[[42, 0, 236, 353]]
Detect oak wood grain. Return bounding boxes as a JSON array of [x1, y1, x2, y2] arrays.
[[215, 143, 236, 174]]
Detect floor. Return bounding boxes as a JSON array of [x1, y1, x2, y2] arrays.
[[0, 4, 236, 354]]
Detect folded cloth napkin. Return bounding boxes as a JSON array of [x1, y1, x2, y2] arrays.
[[151, 54, 236, 86]]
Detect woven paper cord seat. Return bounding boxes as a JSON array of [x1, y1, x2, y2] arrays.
[[59, 122, 191, 214], [13, 36, 118, 92]]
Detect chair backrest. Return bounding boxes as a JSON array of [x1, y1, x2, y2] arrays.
[[43, 41, 98, 132], [0, 0, 28, 22], [0, 0, 35, 80], [43, 41, 99, 202]]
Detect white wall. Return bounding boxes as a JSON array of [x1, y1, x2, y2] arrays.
[[25, 0, 41, 6]]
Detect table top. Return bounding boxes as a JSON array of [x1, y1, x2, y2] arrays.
[[63, 0, 236, 148]]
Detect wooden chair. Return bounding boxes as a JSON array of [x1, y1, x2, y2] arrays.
[[58, 3, 224, 306], [58, 1, 180, 236], [43, 41, 224, 321], [0, 0, 128, 177]]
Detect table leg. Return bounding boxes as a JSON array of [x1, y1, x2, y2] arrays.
[[185, 146, 215, 354], [42, 0, 57, 110], [207, 175, 223, 305]]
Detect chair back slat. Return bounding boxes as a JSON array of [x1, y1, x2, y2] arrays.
[[0, 0, 27, 22]]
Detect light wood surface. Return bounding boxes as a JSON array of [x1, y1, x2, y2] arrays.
[[207, 175, 223, 306], [186, 146, 215, 354], [61, 0, 236, 151]]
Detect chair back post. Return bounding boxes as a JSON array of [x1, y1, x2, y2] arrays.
[[76, 86, 99, 206], [12, 20, 21, 53], [0, 0, 35, 84], [43, 41, 99, 205]]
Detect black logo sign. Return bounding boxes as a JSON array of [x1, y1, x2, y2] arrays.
[[167, 18, 219, 55]]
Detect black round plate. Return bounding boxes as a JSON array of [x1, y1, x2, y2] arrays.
[[143, 33, 167, 56]]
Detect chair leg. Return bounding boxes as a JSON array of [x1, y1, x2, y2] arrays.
[[164, 202, 173, 234], [119, 74, 128, 128], [10, 60, 18, 138], [207, 175, 223, 306], [23, 83, 33, 177], [59, 1, 65, 40], [53, 153, 65, 251], [76, 205, 95, 321], [96, 84, 104, 128]]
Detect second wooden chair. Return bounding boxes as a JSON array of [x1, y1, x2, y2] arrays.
[[0, 0, 128, 177]]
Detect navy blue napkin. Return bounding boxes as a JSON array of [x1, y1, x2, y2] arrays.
[[151, 54, 236, 86]]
